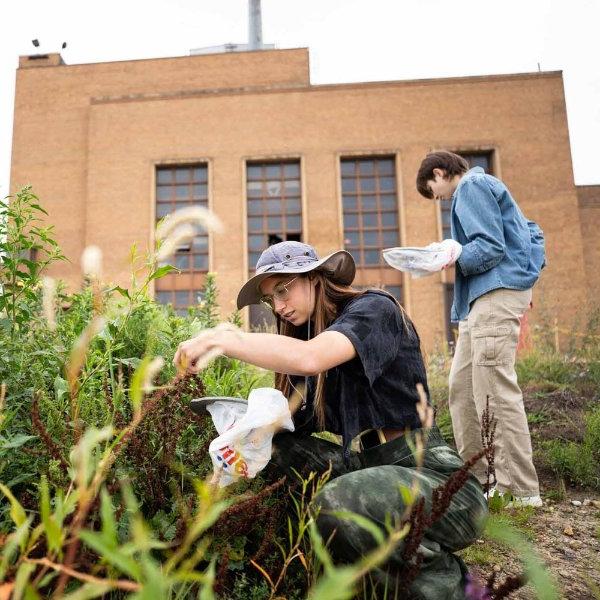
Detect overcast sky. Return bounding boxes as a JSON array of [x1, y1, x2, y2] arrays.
[[2, 0, 599, 196]]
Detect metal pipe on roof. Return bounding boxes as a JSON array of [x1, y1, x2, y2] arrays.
[[248, 0, 263, 50]]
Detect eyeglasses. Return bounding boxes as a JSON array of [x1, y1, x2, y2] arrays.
[[260, 277, 299, 310]]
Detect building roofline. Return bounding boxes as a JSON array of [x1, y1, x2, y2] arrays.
[[90, 68, 563, 106], [18, 47, 309, 70]]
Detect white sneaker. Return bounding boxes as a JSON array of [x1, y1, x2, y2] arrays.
[[505, 494, 543, 508]]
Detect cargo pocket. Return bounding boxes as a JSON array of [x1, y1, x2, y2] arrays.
[[472, 325, 510, 366]]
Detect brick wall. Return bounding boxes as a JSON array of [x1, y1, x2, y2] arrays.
[[10, 49, 590, 350]]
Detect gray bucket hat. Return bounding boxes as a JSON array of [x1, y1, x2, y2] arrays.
[[237, 241, 356, 309]]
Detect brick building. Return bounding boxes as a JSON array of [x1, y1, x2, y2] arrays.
[[10, 48, 597, 349]]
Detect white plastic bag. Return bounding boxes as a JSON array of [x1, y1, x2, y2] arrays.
[[207, 387, 295, 487], [382, 240, 462, 278]]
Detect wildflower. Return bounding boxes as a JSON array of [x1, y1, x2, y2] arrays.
[[464, 574, 490, 600]]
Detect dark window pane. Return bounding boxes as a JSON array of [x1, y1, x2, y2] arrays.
[[247, 165, 262, 180], [249, 252, 261, 267], [267, 199, 281, 213], [380, 195, 397, 210], [248, 217, 262, 232], [361, 195, 377, 210], [248, 199, 262, 216], [378, 159, 394, 175], [286, 198, 301, 213], [176, 185, 189, 199], [157, 170, 172, 184], [283, 163, 300, 178], [380, 177, 396, 192], [343, 195, 357, 210], [193, 254, 209, 270], [362, 213, 377, 227], [175, 169, 190, 183], [175, 201, 188, 211], [363, 231, 379, 246], [192, 235, 208, 249], [265, 165, 281, 179], [174, 254, 189, 270], [360, 178, 376, 192], [157, 186, 171, 201], [192, 167, 207, 182], [175, 291, 189, 306], [344, 213, 358, 228], [267, 216, 282, 230], [249, 234, 264, 250], [342, 178, 356, 193], [155, 291, 171, 304], [359, 161, 375, 175], [286, 215, 301, 230], [341, 161, 355, 176], [344, 231, 360, 246], [364, 249, 380, 265], [381, 212, 398, 227], [382, 230, 399, 247], [192, 184, 207, 199]]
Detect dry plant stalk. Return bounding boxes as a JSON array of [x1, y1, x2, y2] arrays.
[[480, 395, 497, 493]]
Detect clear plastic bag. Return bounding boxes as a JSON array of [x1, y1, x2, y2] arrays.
[[206, 387, 295, 487], [383, 240, 462, 278]]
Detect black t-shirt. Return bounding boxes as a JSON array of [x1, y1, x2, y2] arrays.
[[293, 290, 429, 456]]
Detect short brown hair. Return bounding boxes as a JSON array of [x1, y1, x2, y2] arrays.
[[416, 151, 469, 199]]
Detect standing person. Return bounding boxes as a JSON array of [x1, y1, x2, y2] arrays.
[[416, 151, 546, 507], [175, 241, 487, 599]]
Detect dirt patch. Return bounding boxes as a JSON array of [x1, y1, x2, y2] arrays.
[[467, 496, 600, 599]]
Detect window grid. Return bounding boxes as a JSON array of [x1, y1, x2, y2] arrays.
[[156, 165, 209, 273], [246, 161, 302, 269], [155, 289, 203, 317], [341, 157, 399, 267], [155, 164, 208, 314]]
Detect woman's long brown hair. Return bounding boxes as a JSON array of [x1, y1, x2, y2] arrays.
[[274, 271, 414, 429]]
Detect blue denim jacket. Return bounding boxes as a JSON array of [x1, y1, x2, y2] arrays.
[[451, 167, 545, 322]]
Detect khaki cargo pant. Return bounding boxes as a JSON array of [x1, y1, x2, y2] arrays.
[[449, 287, 540, 497]]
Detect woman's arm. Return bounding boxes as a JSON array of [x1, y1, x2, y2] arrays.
[[174, 328, 356, 376]]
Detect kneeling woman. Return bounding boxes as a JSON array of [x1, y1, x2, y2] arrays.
[[175, 241, 487, 599]]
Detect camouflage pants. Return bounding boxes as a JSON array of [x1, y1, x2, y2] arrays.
[[270, 427, 488, 600]]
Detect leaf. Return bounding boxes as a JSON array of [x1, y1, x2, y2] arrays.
[[0, 434, 37, 450], [78, 530, 142, 579], [54, 376, 68, 404], [13, 562, 36, 600], [147, 264, 179, 282], [0, 483, 28, 528], [198, 559, 217, 600], [108, 286, 130, 300], [100, 488, 118, 546], [60, 583, 112, 600], [39, 477, 62, 554]]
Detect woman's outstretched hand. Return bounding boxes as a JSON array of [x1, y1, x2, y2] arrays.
[[173, 324, 239, 374]]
